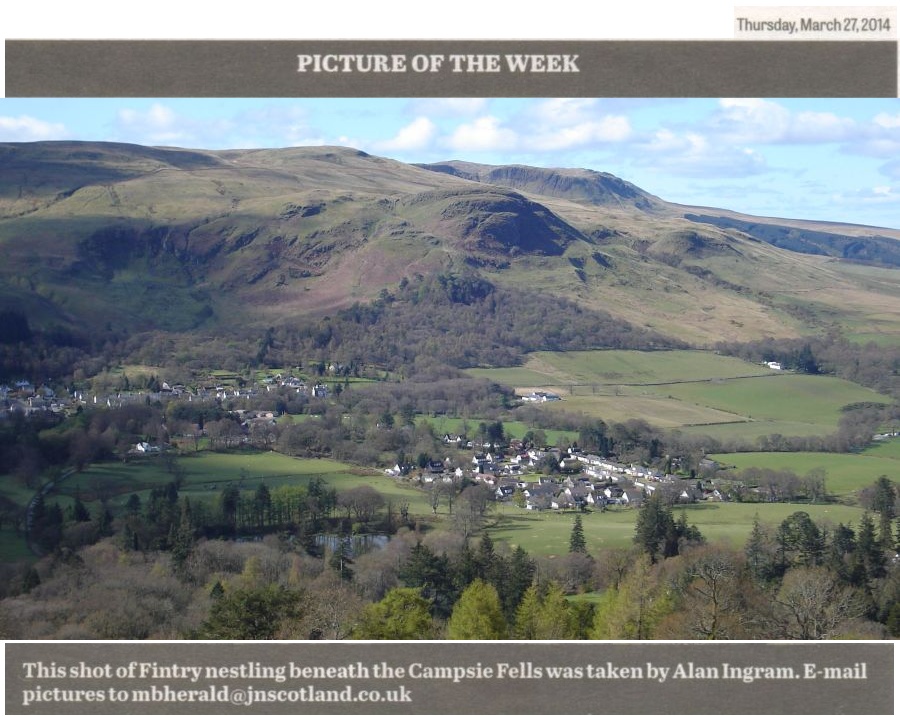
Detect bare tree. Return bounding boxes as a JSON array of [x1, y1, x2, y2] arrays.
[[336, 485, 385, 526], [775, 567, 867, 639], [453, 484, 494, 539]]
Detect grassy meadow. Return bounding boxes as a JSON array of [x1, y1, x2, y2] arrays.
[[5, 443, 888, 564], [710, 445, 900, 497], [470, 349, 891, 442], [416, 416, 577, 447], [487, 501, 869, 556], [62, 451, 433, 516]]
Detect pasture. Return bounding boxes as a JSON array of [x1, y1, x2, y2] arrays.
[[487, 501, 869, 556], [710, 448, 900, 497], [6, 445, 882, 565], [417, 416, 577, 446], [663, 374, 888, 429], [58, 451, 434, 516], [470, 349, 891, 441], [469, 349, 773, 386]]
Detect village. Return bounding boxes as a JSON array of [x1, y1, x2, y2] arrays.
[[1, 368, 723, 519], [392, 434, 717, 512]]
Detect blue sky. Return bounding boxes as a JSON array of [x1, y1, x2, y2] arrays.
[[1, 97, 898, 228]]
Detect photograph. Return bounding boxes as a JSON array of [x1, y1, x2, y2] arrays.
[[0, 96, 897, 645], [0, 3, 897, 713]]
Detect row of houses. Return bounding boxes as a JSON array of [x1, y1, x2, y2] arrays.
[[389, 436, 718, 512], [483, 471, 717, 512]]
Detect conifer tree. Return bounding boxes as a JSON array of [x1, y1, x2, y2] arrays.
[[352, 588, 433, 639], [633, 493, 676, 562], [569, 514, 587, 554], [513, 582, 577, 639], [447, 579, 507, 639], [870, 476, 896, 551]]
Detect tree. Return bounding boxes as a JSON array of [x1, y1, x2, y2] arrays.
[[197, 584, 305, 639], [300, 576, 367, 640], [219, 485, 240, 533], [22, 566, 41, 594], [398, 543, 458, 619], [569, 514, 588, 554], [328, 538, 354, 581], [869, 476, 896, 550], [514, 582, 578, 639], [775, 511, 824, 569], [678, 547, 744, 639], [337, 485, 385, 526], [447, 579, 507, 639], [633, 493, 676, 562], [125, 493, 142, 516], [252, 482, 272, 529], [453, 484, 494, 539], [774, 567, 866, 639], [352, 588, 434, 639], [485, 420, 505, 446], [170, 499, 196, 572], [794, 343, 819, 374], [591, 555, 673, 640], [500, 546, 536, 619], [744, 515, 778, 583], [71, 495, 90, 523], [854, 512, 887, 582]]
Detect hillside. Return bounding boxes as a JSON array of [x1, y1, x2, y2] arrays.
[[1, 141, 898, 348]]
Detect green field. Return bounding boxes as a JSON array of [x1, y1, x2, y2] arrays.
[[488, 501, 869, 556], [469, 349, 891, 441], [469, 349, 773, 386], [62, 451, 433, 515], [1, 450, 438, 562], [710, 447, 900, 497], [665, 374, 888, 429], [864, 439, 900, 460], [416, 416, 577, 446], [6, 445, 885, 566]]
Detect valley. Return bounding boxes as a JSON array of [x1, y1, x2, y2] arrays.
[[1, 140, 898, 641]]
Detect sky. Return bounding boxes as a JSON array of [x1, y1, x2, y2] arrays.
[[1, 96, 899, 229]]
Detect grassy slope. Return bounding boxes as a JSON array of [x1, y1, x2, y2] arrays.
[[471, 349, 890, 440], [710, 443, 900, 496], [2, 143, 899, 347], [59, 451, 433, 517], [5, 445, 886, 563], [487, 501, 868, 555]]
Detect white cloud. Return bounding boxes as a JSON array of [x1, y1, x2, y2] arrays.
[[530, 116, 632, 151], [712, 98, 855, 144], [0, 115, 68, 141], [374, 117, 437, 152], [635, 128, 767, 178], [712, 98, 791, 143], [850, 185, 900, 205], [790, 111, 856, 142], [443, 116, 518, 152], [530, 98, 600, 125], [873, 112, 900, 129], [113, 102, 331, 148], [116, 103, 193, 145]]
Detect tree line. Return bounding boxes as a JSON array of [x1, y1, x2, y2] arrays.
[[7, 477, 898, 640], [716, 334, 900, 400]]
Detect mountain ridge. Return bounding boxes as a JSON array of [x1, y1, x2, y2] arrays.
[[0, 141, 897, 347]]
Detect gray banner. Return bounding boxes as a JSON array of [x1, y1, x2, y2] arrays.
[[5, 641, 894, 715], [5, 40, 897, 97]]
